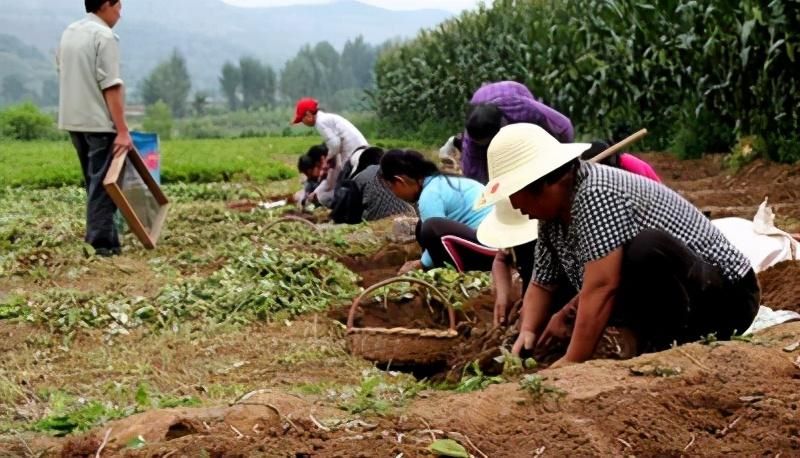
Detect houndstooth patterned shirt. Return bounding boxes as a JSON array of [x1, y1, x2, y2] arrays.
[[533, 162, 751, 290]]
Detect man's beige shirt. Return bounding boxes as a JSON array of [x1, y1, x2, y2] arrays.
[[57, 13, 123, 133]]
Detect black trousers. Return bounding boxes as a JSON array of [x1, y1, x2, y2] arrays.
[[613, 229, 760, 351], [416, 217, 494, 271], [70, 132, 120, 250]]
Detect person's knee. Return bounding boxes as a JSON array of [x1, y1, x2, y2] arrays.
[[420, 218, 449, 241]]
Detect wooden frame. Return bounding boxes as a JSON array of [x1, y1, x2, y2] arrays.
[[103, 147, 169, 249]]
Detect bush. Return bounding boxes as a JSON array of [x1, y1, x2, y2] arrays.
[[142, 101, 174, 140], [671, 105, 735, 159], [177, 118, 225, 139], [0, 102, 58, 140]]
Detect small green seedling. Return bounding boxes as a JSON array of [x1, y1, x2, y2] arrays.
[[428, 438, 469, 458], [519, 374, 566, 400], [455, 361, 504, 393], [700, 333, 718, 346]]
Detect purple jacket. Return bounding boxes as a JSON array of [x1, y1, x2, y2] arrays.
[[461, 81, 575, 183]]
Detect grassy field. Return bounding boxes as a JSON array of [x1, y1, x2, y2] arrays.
[[0, 136, 433, 188]]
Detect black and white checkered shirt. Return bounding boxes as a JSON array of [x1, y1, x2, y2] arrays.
[[533, 162, 751, 289]]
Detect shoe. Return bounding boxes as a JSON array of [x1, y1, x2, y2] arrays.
[[94, 247, 121, 257], [593, 326, 638, 360]]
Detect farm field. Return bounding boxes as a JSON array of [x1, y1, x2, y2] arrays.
[[0, 137, 430, 188], [1, 143, 800, 456]]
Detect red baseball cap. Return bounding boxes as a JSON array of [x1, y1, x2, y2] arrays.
[[293, 97, 318, 124]]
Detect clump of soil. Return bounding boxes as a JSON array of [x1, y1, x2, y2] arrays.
[[758, 260, 800, 313]]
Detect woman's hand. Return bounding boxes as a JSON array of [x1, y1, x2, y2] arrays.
[[494, 298, 512, 327], [398, 259, 423, 275], [512, 329, 537, 356], [537, 295, 578, 348]]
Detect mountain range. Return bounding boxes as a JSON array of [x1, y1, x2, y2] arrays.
[[0, 0, 451, 99]]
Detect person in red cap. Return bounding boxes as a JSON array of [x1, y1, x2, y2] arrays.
[[293, 97, 368, 208]]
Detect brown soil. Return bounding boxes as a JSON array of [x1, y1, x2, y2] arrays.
[[5, 154, 800, 457], [29, 322, 800, 458], [336, 242, 421, 287], [643, 154, 800, 230], [758, 260, 800, 313]]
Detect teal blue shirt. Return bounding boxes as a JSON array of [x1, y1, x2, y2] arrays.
[[418, 175, 492, 267]]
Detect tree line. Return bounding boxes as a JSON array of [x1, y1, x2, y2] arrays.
[[141, 35, 384, 118]]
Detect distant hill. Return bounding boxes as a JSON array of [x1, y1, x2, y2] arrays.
[[0, 0, 451, 102], [0, 34, 57, 105]]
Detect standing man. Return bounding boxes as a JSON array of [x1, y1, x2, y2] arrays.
[[292, 97, 368, 208], [58, 0, 132, 256]]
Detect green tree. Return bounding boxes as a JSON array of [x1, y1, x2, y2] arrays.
[[219, 61, 241, 111], [0, 102, 56, 140], [239, 56, 276, 110], [340, 36, 377, 89], [140, 50, 192, 117], [142, 100, 173, 140], [192, 91, 209, 116], [279, 46, 318, 103]]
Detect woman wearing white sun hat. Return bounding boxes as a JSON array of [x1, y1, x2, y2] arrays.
[[476, 123, 759, 367], [479, 143, 663, 328]]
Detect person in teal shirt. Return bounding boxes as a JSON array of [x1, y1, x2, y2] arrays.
[[380, 149, 495, 274]]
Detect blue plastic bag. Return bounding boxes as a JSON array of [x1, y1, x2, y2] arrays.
[[132, 131, 161, 183]]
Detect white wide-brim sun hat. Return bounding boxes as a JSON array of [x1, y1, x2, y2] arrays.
[[477, 198, 539, 249], [473, 123, 591, 210]]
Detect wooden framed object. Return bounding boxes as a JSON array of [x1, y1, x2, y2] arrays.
[[103, 147, 169, 249]]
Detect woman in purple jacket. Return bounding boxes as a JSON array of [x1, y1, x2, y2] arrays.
[[461, 81, 574, 184]]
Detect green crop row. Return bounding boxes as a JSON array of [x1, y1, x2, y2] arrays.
[[0, 137, 309, 188], [373, 0, 800, 161]]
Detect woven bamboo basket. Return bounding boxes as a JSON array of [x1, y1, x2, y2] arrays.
[[347, 277, 459, 365]]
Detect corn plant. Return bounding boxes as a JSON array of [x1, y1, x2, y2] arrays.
[[373, 0, 800, 161]]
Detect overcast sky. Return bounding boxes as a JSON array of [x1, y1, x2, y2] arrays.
[[222, 0, 481, 12]]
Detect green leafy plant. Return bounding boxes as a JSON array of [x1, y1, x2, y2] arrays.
[[33, 400, 128, 437], [519, 374, 565, 400], [428, 438, 469, 458], [339, 373, 426, 415], [700, 333, 719, 346], [455, 361, 504, 393]]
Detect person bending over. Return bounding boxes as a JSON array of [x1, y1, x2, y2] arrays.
[[296, 148, 326, 206], [293, 98, 368, 207], [482, 141, 662, 326], [475, 124, 759, 367], [380, 150, 495, 274], [461, 81, 574, 184]]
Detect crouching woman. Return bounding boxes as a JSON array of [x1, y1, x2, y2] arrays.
[[476, 124, 760, 366], [380, 149, 495, 274]]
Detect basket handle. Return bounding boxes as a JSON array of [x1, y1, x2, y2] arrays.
[[264, 216, 321, 233], [346, 276, 457, 332]]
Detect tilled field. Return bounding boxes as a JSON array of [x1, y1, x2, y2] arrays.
[[1, 155, 799, 457]]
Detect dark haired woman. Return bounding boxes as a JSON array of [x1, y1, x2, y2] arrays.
[[462, 81, 574, 183], [379, 150, 495, 274]]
